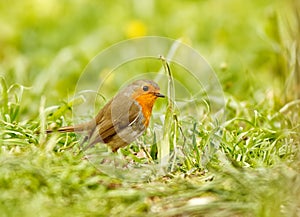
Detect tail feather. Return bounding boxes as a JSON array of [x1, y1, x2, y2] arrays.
[[58, 126, 76, 132], [46, 121, 95, 134]]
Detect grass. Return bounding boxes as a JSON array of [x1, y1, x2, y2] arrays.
[[1, 0, 300, 216]]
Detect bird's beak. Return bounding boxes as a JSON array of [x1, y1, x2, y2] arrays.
[[155, 92, 165, 98]]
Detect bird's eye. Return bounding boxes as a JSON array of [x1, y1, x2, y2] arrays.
[[142, 85, 149, 91]]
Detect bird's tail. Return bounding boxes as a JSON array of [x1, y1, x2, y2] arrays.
[[46, 121, 95, 134]]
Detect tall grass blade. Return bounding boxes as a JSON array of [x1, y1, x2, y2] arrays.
[[158, 56, 176, 167], [0, 77, 9, 119]]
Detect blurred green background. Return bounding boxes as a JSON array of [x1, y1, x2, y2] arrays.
[[1, 1, 300, 216], [0, 0, 293, 109]]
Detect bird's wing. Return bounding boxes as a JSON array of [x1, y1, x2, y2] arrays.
[[89, 95, 142, 144]]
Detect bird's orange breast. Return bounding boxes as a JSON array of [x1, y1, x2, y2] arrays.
[[134, 94, 158, 127]]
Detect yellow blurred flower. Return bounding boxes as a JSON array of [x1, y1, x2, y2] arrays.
[[125, 20, 147, 38]]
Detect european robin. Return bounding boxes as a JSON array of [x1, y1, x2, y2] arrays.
[[47, 79, 164, 152]]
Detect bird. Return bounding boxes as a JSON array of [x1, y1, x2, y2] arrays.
[[46, 79, 165, 152]]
